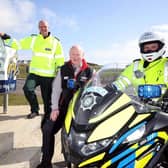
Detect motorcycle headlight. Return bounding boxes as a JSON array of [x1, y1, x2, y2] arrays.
[[124, 124, 146, 143], [81, 138, 112, 156]]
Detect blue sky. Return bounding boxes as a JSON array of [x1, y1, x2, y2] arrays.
[[1, 0, 168, 66]]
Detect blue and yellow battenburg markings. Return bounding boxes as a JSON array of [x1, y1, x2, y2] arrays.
[[79, 153, 105, 167], [118, 153, 135, 168], [109, 122, 146, 154], [118, 132, 168, 168], [78, 128, 167, 167], [102, 123, 160, 168]]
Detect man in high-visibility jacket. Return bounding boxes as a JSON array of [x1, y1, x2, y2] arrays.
[[107, 31, 168, 166], [111, 31, 168, 96], [0, 20, 64, 119]]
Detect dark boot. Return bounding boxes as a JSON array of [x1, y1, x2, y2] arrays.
[[36, 161, 52, 168], [27, 112, 39, 119]]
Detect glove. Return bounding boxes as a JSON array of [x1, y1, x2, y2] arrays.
[[104, 83, 117, 93], [162, 89, 168, 112], [161, 100, 168, 113], [0, 33, 11, 40]]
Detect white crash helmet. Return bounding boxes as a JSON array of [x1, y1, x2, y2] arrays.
[[139, 32, 166, 62]]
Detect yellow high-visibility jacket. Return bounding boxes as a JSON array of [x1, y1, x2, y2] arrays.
[[113, 57, 168, 92], [5, 33, 64, 77]]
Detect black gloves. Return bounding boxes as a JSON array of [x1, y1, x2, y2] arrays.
[[161, 89, 168, 113], [0, 33, 11, 40], [104, 83, 117, 93], [161, 101, 168, 113]]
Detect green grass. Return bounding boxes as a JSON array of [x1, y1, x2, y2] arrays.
[[0, 63, 121, 105], [0, 93, 43, 106], [0, 63, 43, 105]]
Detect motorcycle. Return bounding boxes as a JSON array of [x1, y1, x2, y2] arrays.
[[0, 37, 18, 93], [61, 64, 168, 168]]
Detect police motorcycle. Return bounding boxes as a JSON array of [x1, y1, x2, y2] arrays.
[[0, 37, 18, 93], [61, 64, 168, 168]]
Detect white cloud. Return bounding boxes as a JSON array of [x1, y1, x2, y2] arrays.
[[0, 0, 79, 35], [87, 25, 168, 66], [151, 24, 168, 32], [86, 40, 140, 66], [1, 2, 168, 67], [0, 0, 36, 33], [0, 0, 79, 61]]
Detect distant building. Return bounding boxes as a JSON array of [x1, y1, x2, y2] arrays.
[[17, 60, 30, 65]]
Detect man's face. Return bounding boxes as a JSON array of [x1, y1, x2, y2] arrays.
[[39, 21, 49, 37], [70, 47, 83, 66], [143, 42, 159, 53]]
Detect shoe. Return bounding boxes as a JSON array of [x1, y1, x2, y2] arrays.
[[36, 162, 52, 168], [27, 112, 39, 119]]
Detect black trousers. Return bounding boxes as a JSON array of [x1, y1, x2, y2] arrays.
[[41, 108, 67, 163], [23, 73, 54, 115]]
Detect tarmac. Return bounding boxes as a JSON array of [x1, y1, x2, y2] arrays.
[[0, 105, 65, 168]]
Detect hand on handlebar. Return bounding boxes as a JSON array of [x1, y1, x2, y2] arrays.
[[104, 83, 117, 93], [161, 101, 168, 113]]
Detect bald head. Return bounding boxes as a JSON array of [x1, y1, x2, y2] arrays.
[[69, 45, 84, 66], [38, 20, 49, 37]]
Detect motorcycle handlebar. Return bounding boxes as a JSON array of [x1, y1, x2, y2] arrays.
[[145, 100, 162, 112], [131, 97, 163, 113]]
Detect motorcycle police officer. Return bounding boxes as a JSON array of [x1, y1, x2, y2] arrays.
[[112, 32, 168, 91], [110, 31, 168, 166]]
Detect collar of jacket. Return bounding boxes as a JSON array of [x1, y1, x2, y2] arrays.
[[68, 58, 89, 71], [39, 32, 51, 39], [68, 59, 89, 79]]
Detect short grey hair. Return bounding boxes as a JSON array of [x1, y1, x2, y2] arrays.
[[69, 45, 84, 56]]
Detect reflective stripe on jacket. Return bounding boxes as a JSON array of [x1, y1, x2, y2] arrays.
[[113, 57, 168, 92], [5, 34, 64, 77]]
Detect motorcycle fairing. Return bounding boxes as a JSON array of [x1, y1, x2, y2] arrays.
[[65, 90, 80, 133], [89, 93, 132, 123], [78, 152, 105, 167], [107, 131, 167, 168], [88, 105, 135, 142], [62, 65, 168, 168], [104, 130, 157, 167], [78, 128, 167, 168], [128, 114, 151, 128]]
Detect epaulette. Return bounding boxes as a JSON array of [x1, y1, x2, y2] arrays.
[[54, 36, 60, 41], [133, 58, 141, 62], [31, 34, 37, 36]]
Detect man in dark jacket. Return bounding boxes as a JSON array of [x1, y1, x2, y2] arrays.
[[37, 45, 93, 168]]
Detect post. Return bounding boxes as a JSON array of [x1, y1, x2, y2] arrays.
[[3, 93, 8, 113]]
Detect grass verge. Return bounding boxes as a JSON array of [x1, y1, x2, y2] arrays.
[[0, 93, 43, 106]]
